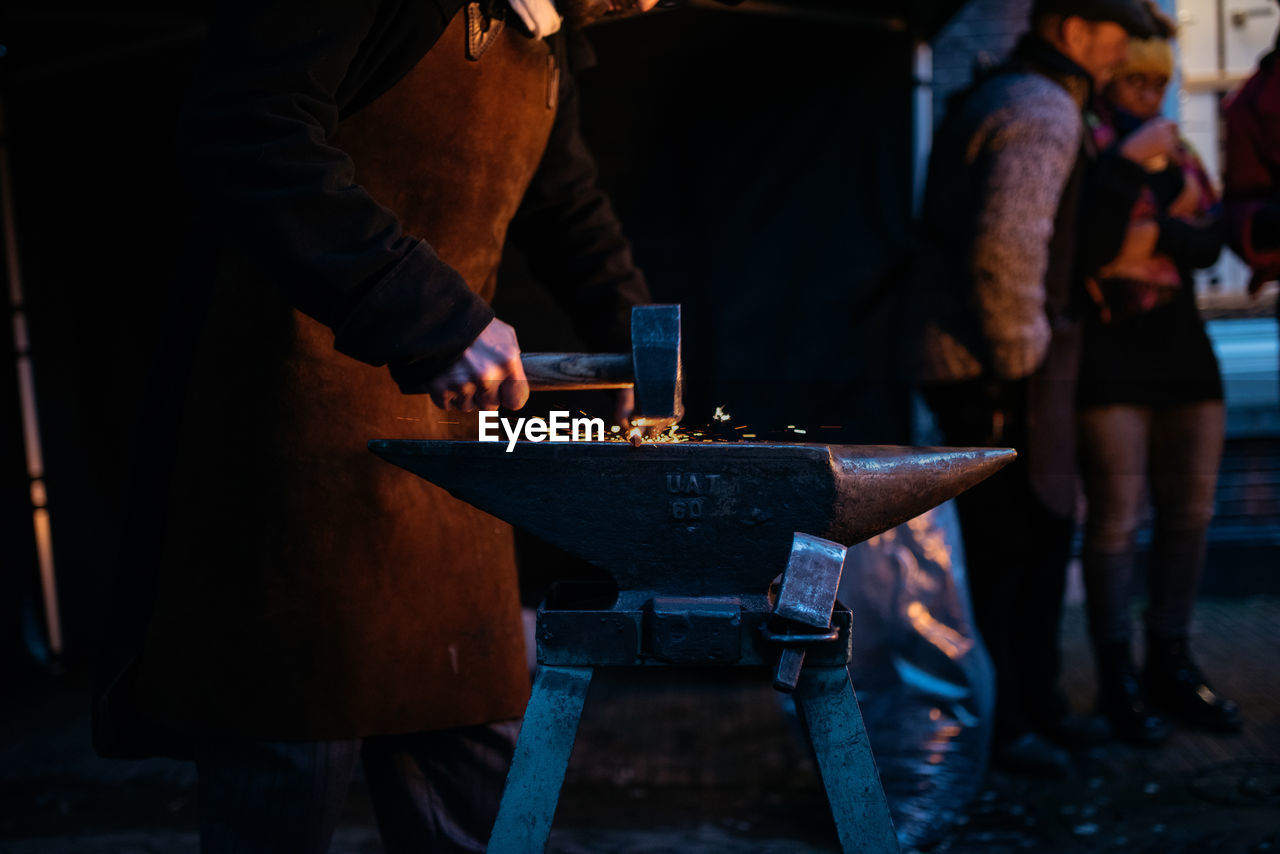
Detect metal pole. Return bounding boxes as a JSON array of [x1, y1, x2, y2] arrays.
[[912, 40, 933, 221], [0, 91, 63, 659], [489, 665, 594, 853]]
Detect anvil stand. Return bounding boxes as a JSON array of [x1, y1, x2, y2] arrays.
[[487, 533, 900, 854]]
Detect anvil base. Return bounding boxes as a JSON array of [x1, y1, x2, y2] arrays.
[[536, 584, 852, 668], [487, 587, 901, 853]]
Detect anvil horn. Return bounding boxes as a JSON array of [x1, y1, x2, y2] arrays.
[[826, 445, 1012, 545], [368, 441, 1013, 596]]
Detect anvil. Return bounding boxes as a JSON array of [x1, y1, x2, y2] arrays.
[[368, 440, 1013, 600], [368, 438, 1013, 853]]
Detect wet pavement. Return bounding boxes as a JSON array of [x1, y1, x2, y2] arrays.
[[2, 597, 1278, 853]]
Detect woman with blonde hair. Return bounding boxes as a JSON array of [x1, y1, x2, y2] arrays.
[[1075, 5, 1242, 744]]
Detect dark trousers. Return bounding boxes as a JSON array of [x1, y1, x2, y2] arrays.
[[925, 379, 1075, 744], [194, 720, 520, 854]]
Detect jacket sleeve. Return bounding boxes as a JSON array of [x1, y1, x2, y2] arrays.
[[181, 0, 493, 391], [1076, 149, 1149, 276], [1155, 215, 1225, 271], [1156, 155, 1224, 272], [1223, 82, 1280, 273], [970, 96, 1080, 380], [504, 44, 651, 353]]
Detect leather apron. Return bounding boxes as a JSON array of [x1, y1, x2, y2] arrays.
[[138, 6, 558, 739]]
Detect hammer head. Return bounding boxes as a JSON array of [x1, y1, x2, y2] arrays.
[[628, 305, 683, 430]]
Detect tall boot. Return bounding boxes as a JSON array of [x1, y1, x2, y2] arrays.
[[1144, 636, 1243, 733], [1095, 640, 1172, 746]]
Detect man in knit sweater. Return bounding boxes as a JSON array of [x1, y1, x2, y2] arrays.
[[918, 0, 1156, 775]]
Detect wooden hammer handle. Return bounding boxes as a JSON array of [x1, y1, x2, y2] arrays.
[[521, 353, 634, 391]]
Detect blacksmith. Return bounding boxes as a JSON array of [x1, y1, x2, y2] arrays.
[[128, 0, 662, 849]]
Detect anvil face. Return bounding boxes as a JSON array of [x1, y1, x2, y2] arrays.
[[369, 441, 1013, 597]]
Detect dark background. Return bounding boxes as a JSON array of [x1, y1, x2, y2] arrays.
[[0, 2, 942, 667]]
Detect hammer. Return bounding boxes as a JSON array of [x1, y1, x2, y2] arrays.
[[521, 304, 684, 430]]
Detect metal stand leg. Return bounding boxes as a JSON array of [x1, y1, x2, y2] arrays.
[[795, 665, 900, 854], [488, 665, 594, 854]]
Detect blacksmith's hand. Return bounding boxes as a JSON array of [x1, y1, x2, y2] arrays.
[[428, 319, 530, 413]]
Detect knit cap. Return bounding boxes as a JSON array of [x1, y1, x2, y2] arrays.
[[1116, 36, 1175, 77]]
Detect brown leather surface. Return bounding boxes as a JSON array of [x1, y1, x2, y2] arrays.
[[137, 8, 557, 739]]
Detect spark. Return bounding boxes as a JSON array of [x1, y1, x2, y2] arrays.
[[607, 423, 693, 446], [712, 405, 731, 423]]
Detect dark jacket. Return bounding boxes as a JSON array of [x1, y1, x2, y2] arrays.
[[1224, 39, 1280, 290], [177, 0, 645, 380]]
